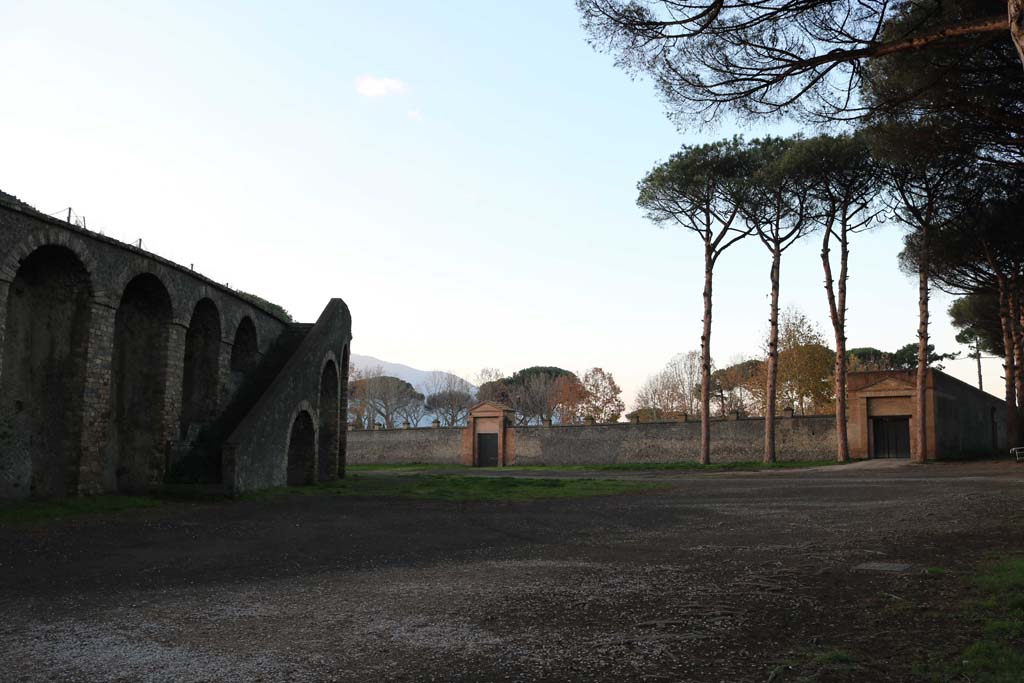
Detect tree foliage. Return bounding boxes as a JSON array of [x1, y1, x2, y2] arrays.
[[578, 0, 1020, 127]]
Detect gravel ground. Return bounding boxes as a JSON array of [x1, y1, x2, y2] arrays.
[[2, 460, 1023, 682]]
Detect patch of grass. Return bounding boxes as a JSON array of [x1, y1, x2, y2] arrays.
[[953, 556, 1024, 682], [345, 463, 468, 472], [0, 494, 163, 524], [503, 459, 840, 472], [246, 474, 660, 503], [914, 555, 1024, 682]]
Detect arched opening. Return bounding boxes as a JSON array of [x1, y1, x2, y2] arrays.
[[339, 344, 350, 478], [230, 316, 258, 374], [180, 298, 222, 438], [287, 410, 315, 486], [0, 246, 91, 498], [318, 360, 340, 482], [110, 273, 172, 493]]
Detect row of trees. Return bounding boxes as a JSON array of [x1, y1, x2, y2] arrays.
[[477, 366, 626, 425], [348, 367, 475, 429], [349, 365, 627, 429], [581, 0, 1024, 463], [632, 308, 946, 421]]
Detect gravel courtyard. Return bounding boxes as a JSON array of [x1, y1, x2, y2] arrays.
[[2, 460, 1023, 682]]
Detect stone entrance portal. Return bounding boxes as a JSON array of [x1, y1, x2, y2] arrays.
[[461, 401, 514, 467]]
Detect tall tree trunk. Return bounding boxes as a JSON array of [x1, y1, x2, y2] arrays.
[[700, 245, 714, 465], [764, 245, 781, 464], [1010, 275, 1024, 409], [998, 279, 1019, 446], [914, 226, 929, 463], [976, 337, 984, 391], [821, 225, 850, 463]]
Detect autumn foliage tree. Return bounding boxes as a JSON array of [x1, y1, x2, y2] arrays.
[[580, 367, 626, 422]]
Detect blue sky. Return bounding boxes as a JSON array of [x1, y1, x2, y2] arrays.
[[0, 0, 999, 402]]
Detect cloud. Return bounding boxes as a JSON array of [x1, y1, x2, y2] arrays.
[[355, 75, 409, 98], [406, 110, 423, 121]]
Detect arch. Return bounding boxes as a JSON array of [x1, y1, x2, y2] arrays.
[[0, 246, 92, 498], [230, 316, 258, 374], [180, 298, 222, 437], [0, 231, 101, 298], [318, 359, 340, 482], [339, 343, 350, 478], [109, 273, 172, 493], [287, 409, 316, 486]]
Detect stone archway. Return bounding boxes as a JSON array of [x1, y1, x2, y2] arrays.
[[318, 360, 340, 482], [110, 273, 172, 493], [287, 410, 316, 486], [180, 298, 222, 438], [0, 246, 92, 498], [230, 316, 258, 375]]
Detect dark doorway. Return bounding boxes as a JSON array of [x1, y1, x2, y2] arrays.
[[0, 246, 92, 498], [110, 273, 172, 493], [181, 298, 222, 438], [872, 417, 911, 459], [287, 411, 315, 486], [317, 361, 339, 482], [477, 433, 498, 467]]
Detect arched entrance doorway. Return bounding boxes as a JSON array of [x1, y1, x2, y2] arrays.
[[0, 246, 92, 497], [287, 410, 315, 486], [181, 298, 221, 438], [110, 273, 172, 493], [318, 360, 340, 481]]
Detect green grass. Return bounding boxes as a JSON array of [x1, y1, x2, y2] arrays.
[[346, 463, 467, 472], [246, 474, 661, 502], [515, 459, 840, 472], [914, 555, 1024, 682], [347, 460, 840, 473], [954, 556, 1024, 682], [0, 494, 163, 524]]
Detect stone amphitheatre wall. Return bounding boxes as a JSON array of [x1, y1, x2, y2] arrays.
[[0, 192, 351, 498]]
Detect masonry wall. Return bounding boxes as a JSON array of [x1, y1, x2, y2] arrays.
[[510, 416, 836, 465], [223, 299, 352, 493], [933, 371, 1007, 458], [345, 415, 837, 466], [346, 427, 463, 465], [0, 192, 350, 498]]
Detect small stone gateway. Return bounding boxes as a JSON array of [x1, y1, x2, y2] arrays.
[[0, 189, 352, 498]]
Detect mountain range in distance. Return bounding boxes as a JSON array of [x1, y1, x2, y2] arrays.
[[349, 353, 476, 393]]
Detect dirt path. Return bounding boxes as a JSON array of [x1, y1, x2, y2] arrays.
[[2, 461, 1023, 682]]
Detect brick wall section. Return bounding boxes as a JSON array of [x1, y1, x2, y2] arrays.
[[345, 416, 837, 466], [346, 427, 464, 465]]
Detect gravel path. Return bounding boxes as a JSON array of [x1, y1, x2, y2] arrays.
[[2, 461, 1023, 682]]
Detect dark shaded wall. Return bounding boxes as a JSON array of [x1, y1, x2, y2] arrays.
[[223, 299, 351, 493], [932, 371, 1006, 458]]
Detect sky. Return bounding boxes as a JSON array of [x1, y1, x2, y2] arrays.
[[0, 0, 1002, 404]]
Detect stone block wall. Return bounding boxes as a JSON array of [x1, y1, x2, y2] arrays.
[[346, 427, 464, 465], [0, 192, 350, 498], [510, 416, 836, 465], [345, 415, 837, 466]]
